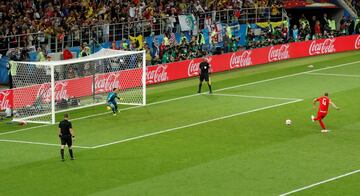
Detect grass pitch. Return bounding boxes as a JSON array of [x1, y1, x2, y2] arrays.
[[0, 50, 360, 195]]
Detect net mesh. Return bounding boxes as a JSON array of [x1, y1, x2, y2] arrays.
[[12, 49, 145, 124]]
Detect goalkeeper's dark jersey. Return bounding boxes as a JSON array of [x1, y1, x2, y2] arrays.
[[107, 92, 118, 103]]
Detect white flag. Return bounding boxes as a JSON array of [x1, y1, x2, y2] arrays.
[[179, 14, 196, 31]]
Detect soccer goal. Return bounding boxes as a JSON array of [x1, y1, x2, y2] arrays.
[[11, 49, 146, 124]]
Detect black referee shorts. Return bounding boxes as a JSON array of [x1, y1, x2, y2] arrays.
[[60, 135, 72, 147], [199, 73, 209, 82]]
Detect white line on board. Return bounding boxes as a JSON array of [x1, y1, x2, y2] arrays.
[[279, 169, 360, 196]]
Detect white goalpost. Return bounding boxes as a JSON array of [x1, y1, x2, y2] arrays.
[[11, 49, 146, 124]]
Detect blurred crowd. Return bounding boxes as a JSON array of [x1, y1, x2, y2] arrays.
[[352, 0, 360, 16], [0, 0, 248, 41], [0, 0, 278, 54], [246, 13, 360, 49]]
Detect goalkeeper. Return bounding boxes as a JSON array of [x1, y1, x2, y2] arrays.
[[107, 88, 121, 115]]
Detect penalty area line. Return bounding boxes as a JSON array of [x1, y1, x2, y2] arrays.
[[0, 124, 50, 136], [92, 99, 303, 149], [279, 169, 360, 196], [0, 139, 93, 149], [209, 93, 302, 101]]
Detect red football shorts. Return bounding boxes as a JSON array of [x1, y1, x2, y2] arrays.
[[317, 112, 327, 119]]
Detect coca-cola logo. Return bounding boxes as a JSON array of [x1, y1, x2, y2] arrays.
[[188, 60, 200, 76], [36, 82, 69, 102], [146, 64, 169, 84], [95, 73, 121, 93], [0, 90, 11, 110], [268, 45, 290, 62], [230, 51, 253, 69], [309, 38, 336, 55], [355, 35, 360, 49]]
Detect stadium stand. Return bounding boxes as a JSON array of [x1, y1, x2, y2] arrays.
[[352, 0, 360, 15], [0, 0, 358, 72]]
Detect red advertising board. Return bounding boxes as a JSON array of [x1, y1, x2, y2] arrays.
[[0, 90, 13, 110], [1, 34, 360, 110]]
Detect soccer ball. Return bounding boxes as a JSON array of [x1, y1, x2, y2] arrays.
[[19, 120, 27, 126], [106, 106, 111, 110], [285, 119, 292, 125]]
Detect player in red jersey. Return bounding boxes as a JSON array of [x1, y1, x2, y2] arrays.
[[311, 93, 339, 133]]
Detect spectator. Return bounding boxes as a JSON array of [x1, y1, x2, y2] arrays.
[[310, 16, 317, 35], [223, 32, 231, 53], [292, 25, 299, 42], [314, 21, 321, 36], [79, 43, 90, 57], [37, 47, 46, 62], [349, 18, 355, 35], [145, 45, 152, 65], [63, 45, 73, 60], [6, 57, 16, 89], [230, 36, 238, 52], [320, 13, 329, 32], [355, 20, 360, 34], [340, 16, 349, 35], [111, 41, 119, 50]]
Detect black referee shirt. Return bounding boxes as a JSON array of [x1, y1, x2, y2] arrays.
[[199, 61, 210, 74], [59, 120, 72, 136]]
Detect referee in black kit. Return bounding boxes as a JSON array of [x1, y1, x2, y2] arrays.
[[58, 113, 75, 161], [197, 56, 213, 94]]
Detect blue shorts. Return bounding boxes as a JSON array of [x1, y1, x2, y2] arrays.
[[108, 101, 117, 108]]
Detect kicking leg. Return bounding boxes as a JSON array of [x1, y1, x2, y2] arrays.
[[314, 115, 327, 131], [318, 119, 326, 130]]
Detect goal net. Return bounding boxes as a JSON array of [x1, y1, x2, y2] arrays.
[[11, 49, 146, 124]]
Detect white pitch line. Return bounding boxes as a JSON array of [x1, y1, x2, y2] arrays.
[[210, 93, 302, 101], [1, 59, 359, 136], [279, 169, 360, 196], [304, 72, 360, 78], [0, 139, 92, 149], [0, 124, 50, 136], [92, 99, 302, 149]]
